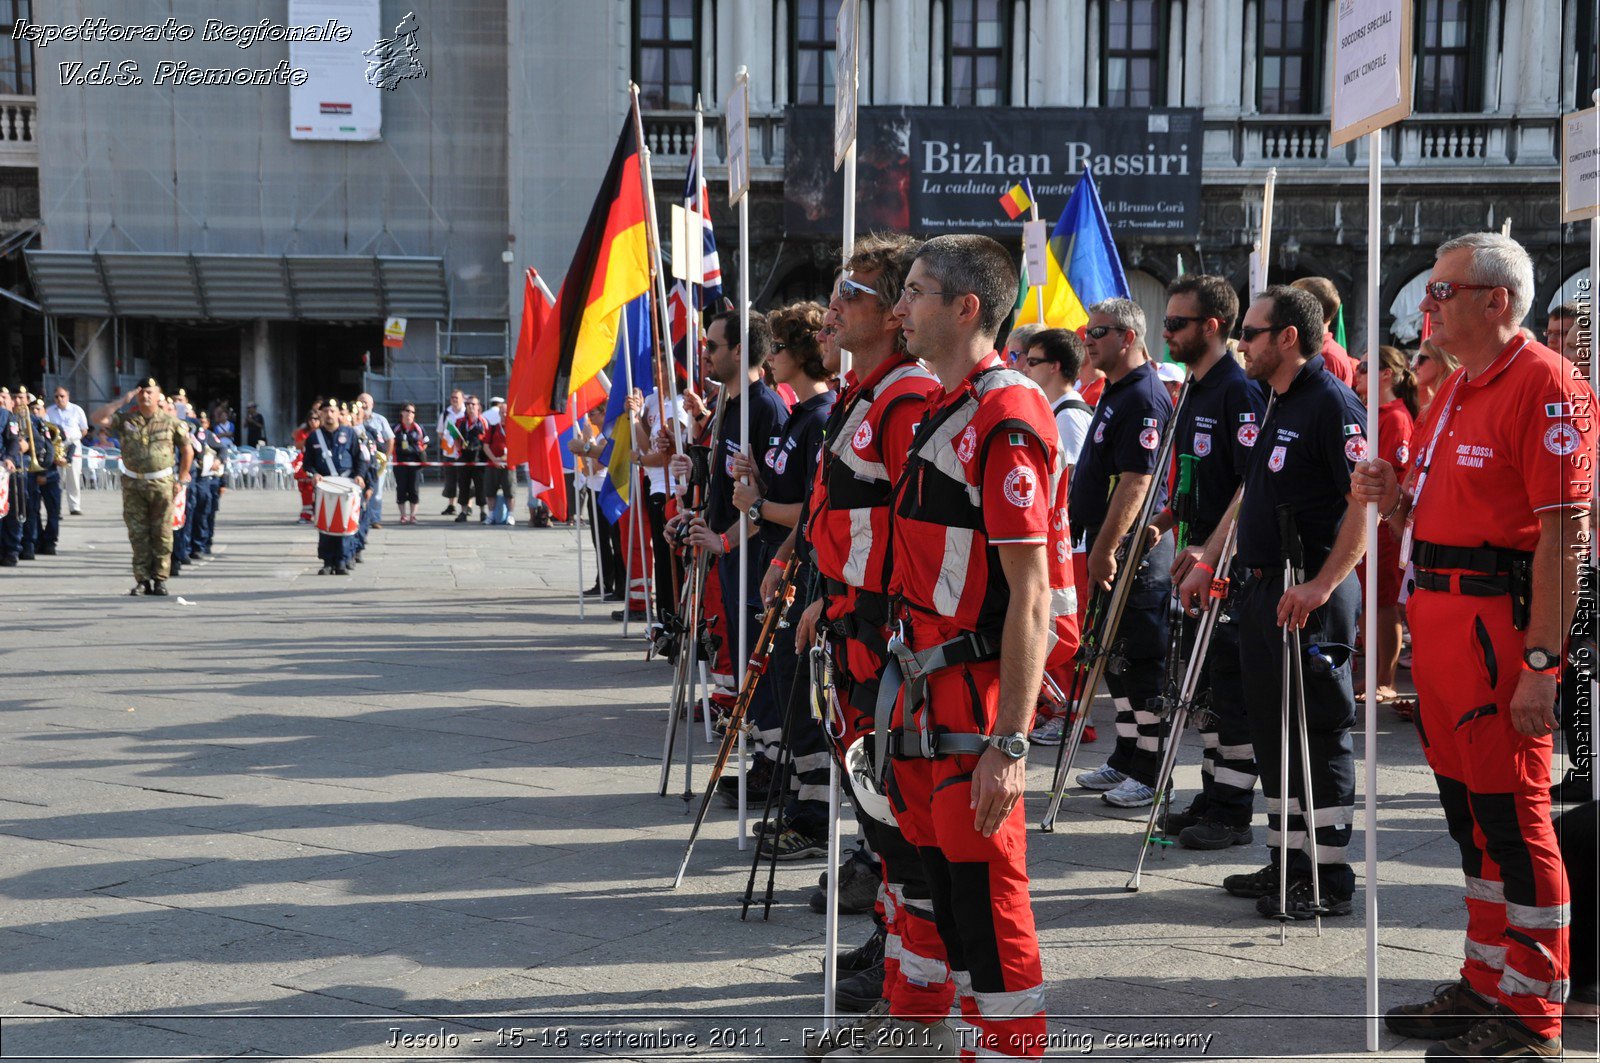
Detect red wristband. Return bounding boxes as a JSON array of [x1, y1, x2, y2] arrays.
[[1523, 662, 1562, 677], [1194, 562, 1216, 576], [770, 557, 787, 569], [719, 533, 731, 553]]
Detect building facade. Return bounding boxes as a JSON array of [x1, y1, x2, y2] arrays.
[[0, 0, 1593, 439]]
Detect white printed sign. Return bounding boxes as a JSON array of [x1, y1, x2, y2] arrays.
[[1562, 106, 1600, 223], [288, 0, 382, 141], [725, 70, 751, 206], [833, 0, 860, 172], [1330, 0, 1412, 148]]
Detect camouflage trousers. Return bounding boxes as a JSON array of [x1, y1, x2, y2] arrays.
[[122, 475, 177, 581]]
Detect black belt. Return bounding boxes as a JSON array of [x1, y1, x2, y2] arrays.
[[884, 729, 990, 760], [1412, 540, 1529, 575], [1412, 569, 1511, 596]]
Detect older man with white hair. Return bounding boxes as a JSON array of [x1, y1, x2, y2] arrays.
[[1353, 232, 1596, 1059]]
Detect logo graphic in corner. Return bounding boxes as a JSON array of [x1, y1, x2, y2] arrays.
[[1237, 423, 1259, 448], [1138, 427, 1160, 451], [1544, 423, 1581, 456], [852, 421, 874, 452], [956, 424, 978, 463], [1193, 432, 1212, 458], [1344, 435, 1369, 463], [1003, 466, 1037, 508], [1267, 445, 1287, 472]]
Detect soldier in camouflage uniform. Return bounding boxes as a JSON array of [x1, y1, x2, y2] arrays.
[[93, 378, 193, 596]]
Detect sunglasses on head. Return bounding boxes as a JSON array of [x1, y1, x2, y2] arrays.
[[1426, 280, 1498, 302], [838, 277, 879, 302]]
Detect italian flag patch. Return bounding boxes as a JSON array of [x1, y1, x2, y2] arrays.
[[1008, 432, 1026, 446], [1546, 402, 1572, 418]]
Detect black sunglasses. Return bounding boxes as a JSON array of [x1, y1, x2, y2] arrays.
[[1163, 315, 1206, 332], [1238, 324, 1286, 342], [1085, 325, 1118, 340]]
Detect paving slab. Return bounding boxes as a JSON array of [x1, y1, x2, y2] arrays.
[[1, 492, 1593, 1061]]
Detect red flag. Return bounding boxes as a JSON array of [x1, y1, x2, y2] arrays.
[[507, 268, 555, 466]]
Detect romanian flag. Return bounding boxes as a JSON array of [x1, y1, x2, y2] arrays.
[[525, 117, 652, 415], [998, 180, 1033, 221], [1015, 169, 1128, 332], [596, 294, 654, 524]]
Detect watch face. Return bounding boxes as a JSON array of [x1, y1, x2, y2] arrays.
[[1527, 649, 1558, 670]]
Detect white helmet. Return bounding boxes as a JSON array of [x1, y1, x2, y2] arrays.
[[845, 737, 897, 827]]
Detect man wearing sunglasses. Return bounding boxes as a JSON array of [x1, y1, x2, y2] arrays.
[[1351, 232, 1595, 1060], [1146, 275, 1268, 851], [1067, 299, 1175, 809], [878, 234, 1079, 1060], [1178, 285, 1367, 926], [763, 237, 953, 1048], [678, 309, 790, 808]]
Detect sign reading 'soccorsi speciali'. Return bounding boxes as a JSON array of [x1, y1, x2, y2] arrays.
[[784, 106, 1203, 239]]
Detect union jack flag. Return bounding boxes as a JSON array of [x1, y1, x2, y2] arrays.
[[669, 139, 724, 385]]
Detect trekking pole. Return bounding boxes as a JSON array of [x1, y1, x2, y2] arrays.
[[1273, 503, 1301, 945], [1042, 380, 1193, 832], [742, 638, 802, 919], [671, 557, 799, 888], [1127, 480, 1248, 890]]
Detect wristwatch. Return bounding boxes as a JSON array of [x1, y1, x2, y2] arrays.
[[1523, 647, 1562, 674], [988, 732, 1029, 759], [747, 498, 765, 525]]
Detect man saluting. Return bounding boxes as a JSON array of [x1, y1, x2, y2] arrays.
[[92, 378, 193, 597]]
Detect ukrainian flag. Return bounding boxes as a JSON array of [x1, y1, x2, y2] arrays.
[[597, 294, 654, 524], [1016, 168, 1129, 331]]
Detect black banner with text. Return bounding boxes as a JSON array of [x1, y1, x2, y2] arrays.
[[783, 106, 1203, 239]]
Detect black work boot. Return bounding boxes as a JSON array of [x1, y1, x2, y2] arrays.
[[1385, 979, 1498, 1041]]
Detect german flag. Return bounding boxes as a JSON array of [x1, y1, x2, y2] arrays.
[[528, 117, 652, 414]]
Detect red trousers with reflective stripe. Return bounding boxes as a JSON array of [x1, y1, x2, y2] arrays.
[[889, 659, 1045, 1058], [832, 630, 954, 1020], [1409, 588, 1569, 1038]]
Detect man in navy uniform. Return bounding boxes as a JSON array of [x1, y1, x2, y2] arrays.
[[1149, 275, 1268, 849], [1068, 299, 1175, 809], [302, 401, 368, 575], [1178, 285, 1368, 920]]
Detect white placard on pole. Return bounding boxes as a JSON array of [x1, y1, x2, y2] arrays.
[[1329, 0, 1413, 148], [1023, 220, 1049, 285], [669, 205, 689, 281], [670, 205, 689, 281], [726, 70, 751, 206], [833, 0, 860, 172], [1561, 106, 1600, 223]]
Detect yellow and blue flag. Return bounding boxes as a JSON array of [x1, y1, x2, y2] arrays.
[[1016, 168, 1128, 331], [597, 294, 654, 523]]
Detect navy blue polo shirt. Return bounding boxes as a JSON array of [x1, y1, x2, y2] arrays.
[[708, 380, 790, 534], [1236, 355, 1369, 573], [758, 389, 835, 545], [1173, 354, 1269, 545], [1067, 360, 1173, 536]]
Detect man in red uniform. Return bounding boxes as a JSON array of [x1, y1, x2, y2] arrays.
[[875, 234, 1079, 1060], [765, 236, 948, 1052], [1290, 277, 1359, 389], [1353, 232, 1594, 1060]]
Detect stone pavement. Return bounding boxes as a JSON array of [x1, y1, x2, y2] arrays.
[[0, 489, 1593, 1062]]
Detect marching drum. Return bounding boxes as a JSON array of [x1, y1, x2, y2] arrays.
[[314, 476, 361, 536], [0, 472, 8, 519]]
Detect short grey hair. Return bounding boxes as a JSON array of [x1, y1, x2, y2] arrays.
[[1004, 323, 1046, 351], [1089, 297, 1147, 352], [1436, 232, 1535, 325]]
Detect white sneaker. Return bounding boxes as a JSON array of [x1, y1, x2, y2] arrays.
[[824, 1016, 957, 1059], [1102, 776, 1157, 808], [1029, 716, 1066, 745], [1075, 763, 1126, 791]]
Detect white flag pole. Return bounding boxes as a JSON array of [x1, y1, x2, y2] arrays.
[[727, 67, 753, 851], [1029, 196, 1046, 323], [1363, 128, 1383, 1054]]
